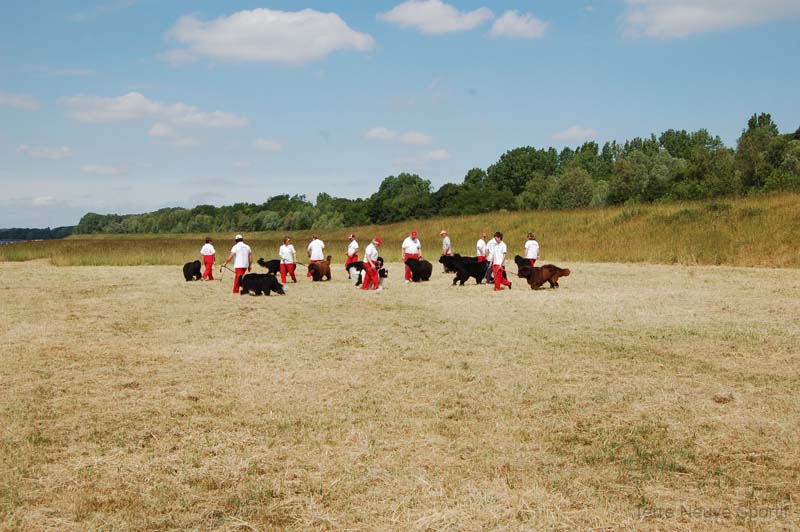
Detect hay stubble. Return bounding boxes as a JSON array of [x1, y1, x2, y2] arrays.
[[1, 261, 799, 530]]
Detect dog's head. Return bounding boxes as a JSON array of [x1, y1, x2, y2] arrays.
[[514, 255, 527, 268]]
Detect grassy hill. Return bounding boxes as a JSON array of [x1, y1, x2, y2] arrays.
[[2, 192, 799, 268]]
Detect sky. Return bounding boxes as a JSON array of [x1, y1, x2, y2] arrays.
[[1, 0, 799, 228]]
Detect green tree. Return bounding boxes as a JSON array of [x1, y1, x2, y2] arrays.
[[487, 147, 558, 194], [368, 173, 432, 223]]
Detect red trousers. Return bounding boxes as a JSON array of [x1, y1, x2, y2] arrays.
[[477, 256, 485, 262], [529, 259, 537, 266], [493, 265, 512, 290], [344, 254, 359, 269], [202, 255, 214, 280], [404, 253, 420, 281], [307, 259, 321, 277], [280, 263, 296, 284], [233, 267, 247, 293], [361, 262, 379, 290]]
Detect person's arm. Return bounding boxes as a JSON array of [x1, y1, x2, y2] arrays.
[[222, 252, 234, 267], [248, 251, 252, 272]]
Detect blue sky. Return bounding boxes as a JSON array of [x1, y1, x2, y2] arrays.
[[1, 0, 799, 228]]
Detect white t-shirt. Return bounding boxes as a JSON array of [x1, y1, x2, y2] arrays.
[[279, 244, 296, 263], [230, 241, 252, 268], [200, 243, 215, 256], [442, 236, 451, 254], [307, 239, 325, 261], [347, 240, 359, 257], [364, 243, 378, 265], [476, 238, 487, 258], [486, 239, 497, 259], [491, 240, 507, 266], [525, 239, 540, 259], [402, 237, 421, 255]]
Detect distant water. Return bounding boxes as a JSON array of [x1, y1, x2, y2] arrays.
[[0, 240, 23, 245]]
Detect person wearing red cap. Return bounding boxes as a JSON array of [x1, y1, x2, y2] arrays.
[[344, 233, 359, 277], [401, 230, 422, 283], [361, 237, 383, 291]]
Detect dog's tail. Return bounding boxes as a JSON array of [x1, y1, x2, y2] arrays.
[[325, 255, 332, 264]]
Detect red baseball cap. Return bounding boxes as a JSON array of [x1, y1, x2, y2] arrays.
[[411, 230, 417, 237], [374, 237, 383, 245]]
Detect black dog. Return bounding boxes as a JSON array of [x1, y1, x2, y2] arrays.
[[404, 258, 432, 282], [183, 260, 202, 281], [352, 257, 388, 286], [238, 273, 285, 296], [439, 255, 487, 285], [257, 258, 281, 275]]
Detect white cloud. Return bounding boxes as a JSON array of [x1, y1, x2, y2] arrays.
[[366, 127, 433, 145], [60, 92, 248, 128], [162, 9, 375, 65], [80, 164, 124, 176], [0, 91, 40, 111], [490, 11, 548, 39], [254, 138, 283, 152], [623, 0, 800, 38], [552, 126, 599, 143], [396, 148, 451, 168], [378, 0, 494, 34], [16, 145, 73, 160], [148, 122, 199, 148], [366, 127, 397, 141], [32, 196, 57, 207]]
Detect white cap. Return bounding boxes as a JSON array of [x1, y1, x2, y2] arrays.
[[235, 234, 243, 240]]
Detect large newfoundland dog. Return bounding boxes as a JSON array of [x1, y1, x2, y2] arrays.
[[182, 260, 202, 281], [404, 258, 433, 282], [514, 255, 571, 289], [439, 254, 488, 285], [256, 258, 281, 275], [238, 273, 285, 296], [351, 257, 389, 287], [308, 255, 332, 281]]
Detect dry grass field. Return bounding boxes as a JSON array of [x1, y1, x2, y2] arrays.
[[1, 259, 799, 530]]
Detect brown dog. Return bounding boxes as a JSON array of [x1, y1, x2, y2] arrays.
[[524, 264, 570, 289], [308, 255, 332, 281]]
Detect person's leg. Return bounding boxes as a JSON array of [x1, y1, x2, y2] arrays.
[[288, 263, 296, 282], [493, 265, 502, 291], [361, 263, 374, 290], [280, 263, 287, 284], [530, 259, 536, 267], [234, 267, 246, 293]]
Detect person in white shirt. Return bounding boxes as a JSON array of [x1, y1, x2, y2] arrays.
[[476, 231, 488, 263], [345, 233, 359, 278], [361, 237, 383, 291], [306, 235, 325, 278], [278, 236, 297, 284], [200, 236, 216, 281], [401, 230, 422, 283], [491, 231, 512, 291], [221, 234, 252, 294], [524, 232, 540, 266], [485, 233, 497, 283], [440, 229, 452, 273]]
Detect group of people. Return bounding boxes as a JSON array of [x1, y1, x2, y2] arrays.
[[198, 229, 541, 293]]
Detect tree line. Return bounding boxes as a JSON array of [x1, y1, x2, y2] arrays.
[[0, 226, 74, 241], [74, 112, 800, 235]]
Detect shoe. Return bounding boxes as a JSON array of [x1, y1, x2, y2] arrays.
[[508, 282, 512, 290], [375, 287, 383, 292], [404, 280, 410, 284], [494, 288, 500, 292]]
